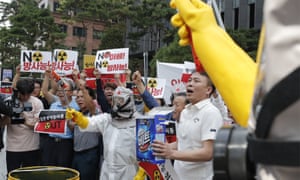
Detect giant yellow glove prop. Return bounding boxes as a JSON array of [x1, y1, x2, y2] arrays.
[[65, 108, 89, 129], [133, 166, 146, 180], [170, 0, 257, 127]]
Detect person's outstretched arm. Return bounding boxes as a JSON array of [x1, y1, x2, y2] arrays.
[[170, 0, 257, 127]]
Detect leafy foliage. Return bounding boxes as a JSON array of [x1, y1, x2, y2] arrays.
[[99, 24, 126, 50], [227, 28, 260, 60], [0, 0, 65, 68], [149, 35, 192, 76]]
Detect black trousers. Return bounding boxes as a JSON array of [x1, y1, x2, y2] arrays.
[[6, 149, 40, 173], [0, 127, 4, 151], [41, 136, 73, 168]]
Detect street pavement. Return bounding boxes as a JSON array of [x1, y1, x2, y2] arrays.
[[0, 128, 7, 180]]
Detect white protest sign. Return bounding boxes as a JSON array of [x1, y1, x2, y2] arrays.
[[94, 48, 129, 74], [157, 61, 186, 104], [20, 50, 52, 73], [143, 77, 166, 99], [52, 49, 78, 76]]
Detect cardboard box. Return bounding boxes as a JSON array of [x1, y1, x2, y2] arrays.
[[136, 107, 174, 164]]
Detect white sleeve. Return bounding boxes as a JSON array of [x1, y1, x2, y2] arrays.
[[79, 113, 111, 133], [201, 107, 223, 141]]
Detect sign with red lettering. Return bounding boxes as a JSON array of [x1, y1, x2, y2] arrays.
[[0, 81, 12, 99], [20, 50, 52, 73], [34, 110, 67, 135], [94, 48, 129, 74], [157, 61, 195, 104], [143, 77, 166, 99], [85, 78, 96, 89], [53, 49, 78, 76]]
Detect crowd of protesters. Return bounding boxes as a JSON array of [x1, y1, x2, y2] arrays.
[[0, 64, 233, 180]]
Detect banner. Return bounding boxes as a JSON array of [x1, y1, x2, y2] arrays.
[[85, 78, 96, 89], [0, 81, 12, 99], [156, 61, 186, 104], [94, 48, 129, 74], [1, 69, 13, 81], [34, 110, 67, 135], [156, 61, 195, 104], [20, 50, 52, 73], [53, 49, 78, 76], [83, 54, 96, 78], [143, 77, 166, 99]]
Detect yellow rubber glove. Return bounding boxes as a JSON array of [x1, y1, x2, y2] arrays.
[[133, 166, 146, 180], [170, 0, 257, 127], [65, 108, 89, 129]]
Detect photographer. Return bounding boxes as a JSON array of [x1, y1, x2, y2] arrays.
[[0, 97, 12, 151], [4, 78, 44, 173]]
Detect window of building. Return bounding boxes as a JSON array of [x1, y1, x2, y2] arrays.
[[233, 0, 240, 8], [234, 8, 239, 29], [249, 3, 255, 28], [217, 0, 225, 12], [221, 12, 225, 23], [248, 0, 256, 4], [73, 27, 86, 37], [92, 49, 98, 55], [93, 30, 103, 40], [53, 2, 60, 12], [57, 24, 67, 33]]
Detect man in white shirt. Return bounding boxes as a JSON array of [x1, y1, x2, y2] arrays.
[[152, 71, 223, 180]]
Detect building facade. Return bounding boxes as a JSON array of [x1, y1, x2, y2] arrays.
[[217, 0, 263, 30], [38, 0, 263, 57], [38, 0, 105, 55]]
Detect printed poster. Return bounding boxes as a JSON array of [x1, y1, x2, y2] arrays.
[[20, 50, 52, 73], [34, 110, 67, 135], [94, 48, 129, 74]]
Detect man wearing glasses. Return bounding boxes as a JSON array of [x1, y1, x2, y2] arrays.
[[41, 69, 79, 168]]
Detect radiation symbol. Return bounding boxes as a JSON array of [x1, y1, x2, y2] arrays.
[[148, 79, 157, 88], [153, 170, 160, 180], [45, 122, 51, 129], [102, 60, 108, 68], [57, 50, 67, 61], [32, 51, 43, 62]]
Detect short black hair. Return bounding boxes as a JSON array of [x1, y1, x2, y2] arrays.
[[77, 86, 97, 100], [34, 78, 42, 87], [104, 82, 117, 90], [170, 92, 189, 105], [192, 71, 216, 96], [16, 78, 34, 95]]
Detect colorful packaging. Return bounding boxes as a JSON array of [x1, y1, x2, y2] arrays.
[[136, 107, 173, 164]]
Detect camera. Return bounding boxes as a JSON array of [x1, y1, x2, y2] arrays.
[[4, 89, 33, 124], [213, 126, 256, 180]]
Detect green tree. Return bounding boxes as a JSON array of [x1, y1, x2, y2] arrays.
[[0, 0, 65, 68], [59, 0, 134, 51], [149, 35, 193, 76], [128, 0, 175, 51], [227, 28, 260, 60]]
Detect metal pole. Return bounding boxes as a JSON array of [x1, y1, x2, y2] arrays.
[[207, 0, 225, 29], [143, 51, 148, 87]]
